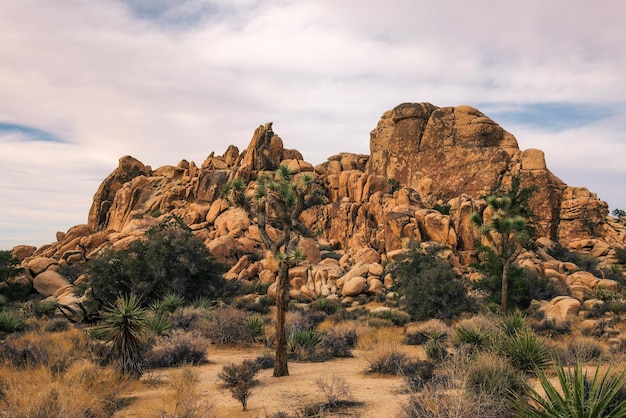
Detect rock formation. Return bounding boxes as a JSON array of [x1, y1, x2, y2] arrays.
[[11, 102, 626, 325]]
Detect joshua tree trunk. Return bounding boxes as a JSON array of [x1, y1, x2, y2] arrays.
[[501, 261, 510, 316], [273, 264, 290, 376]]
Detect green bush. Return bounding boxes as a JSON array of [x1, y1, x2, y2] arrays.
[[473, 245, 560, 310], [513, 360, 626, 417], [390, 244, 475, 320], [82, 217, 226, 306], [615, 246, 626, 265], [246, 314, 264, 341], [433, 203, 451, 215], [310, 297, 341, 315]]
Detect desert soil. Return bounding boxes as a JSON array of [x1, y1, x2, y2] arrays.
[[114, 345, 413, 417]]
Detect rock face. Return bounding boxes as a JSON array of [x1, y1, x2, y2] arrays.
[[366, 103, 613, 243], [14, 102, 626, 313]]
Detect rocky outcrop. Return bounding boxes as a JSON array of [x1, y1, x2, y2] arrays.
[[11, 102, 626, 315]]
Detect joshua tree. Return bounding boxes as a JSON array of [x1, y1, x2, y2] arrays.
[[224, 165, 324, 377], [470, 178, 536, 315]]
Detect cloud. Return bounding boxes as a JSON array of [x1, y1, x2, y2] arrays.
[[0, 0, 625, 249]]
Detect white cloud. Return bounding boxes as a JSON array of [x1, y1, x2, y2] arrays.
[[1, 0, 625, 249]]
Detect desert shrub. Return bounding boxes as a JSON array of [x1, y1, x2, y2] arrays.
[[615, 246, 626, 265], [82, 217, 225, 306], [501, 329, 552, 373], [403, 360, 436, 391], [255, 281, 272, 295], [0, 310, 25, 334], [0, 294, 7, 308], [146, 330, 209, 368], [465, 353, 525, 401], [371, 309, 411, 326], [358, 327, 411, 374], [433, 203, 451, 215], [390, 244, 475, 320], [316, 374, 353, 407], [169, 306, 210, 331], [58, 263, 83, 283], [0, 250, 27, 300], [557, 337, 604, 364], [424, 338, 448, 362], [594, 285, 623, 302], [160, 366, 215, 418], [235, 295, 272, 314], [217, 358, 261, 387], [201, 306, 253, 345], [319, 328, 355, 359], [311, 297, 341, 315], [513, 360, 626, 417], [254, 353, 275, 369], [44, 318, 70, 333]]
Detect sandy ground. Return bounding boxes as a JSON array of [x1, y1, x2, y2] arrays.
[[114, 345, 413, 417]]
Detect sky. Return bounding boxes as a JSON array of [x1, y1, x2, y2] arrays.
[[1, 0, 625, 250]]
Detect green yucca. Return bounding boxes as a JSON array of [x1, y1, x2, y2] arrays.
[[514, 360, 626, 417], [97, 294, 148, 377]]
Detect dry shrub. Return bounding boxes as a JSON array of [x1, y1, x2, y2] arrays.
[[359, 328, 408, 375], [198, 306, 253, 345], [0, 361, 137, 417], [0, 327, 96, 374], [316, 373, 353, 406], [218, 359, 261, 387], [145, 330, 209, 368], [169, 306, 211, 331], [556, 337, 605, 364], [405, 319, 451, 345], [160, 367, 215, 418], [398, 355, 516, 418]]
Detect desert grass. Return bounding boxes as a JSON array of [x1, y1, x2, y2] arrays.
[[0, 361, 138, 417], [159, 366, 215, 418]]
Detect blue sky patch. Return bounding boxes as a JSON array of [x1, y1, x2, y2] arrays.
[[480, 103, 614, 132], [0, 123, 66, 143], [119, 0, 221, 27]]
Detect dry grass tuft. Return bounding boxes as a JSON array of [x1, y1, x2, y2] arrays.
[[160, 367, 215, 418]]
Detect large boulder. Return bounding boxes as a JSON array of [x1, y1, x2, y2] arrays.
[[33, 271, 71, 297]]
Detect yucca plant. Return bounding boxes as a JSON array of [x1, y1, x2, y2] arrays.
[[513, 360, 626, 417], [146, 312, 172, 336], [453, 324, 489, 353], [497, 312, 528, 336], [502, 329, 552, 373], [247, 314, 264, 341], [35, 299, 59, 317], [97, 294, 148, 377], [0, 310, 25, 333], [150, 292, 185, 314]]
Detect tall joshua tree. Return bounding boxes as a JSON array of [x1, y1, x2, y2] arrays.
[[470, 177, 536, 315], [225, 165, 323, 376]]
